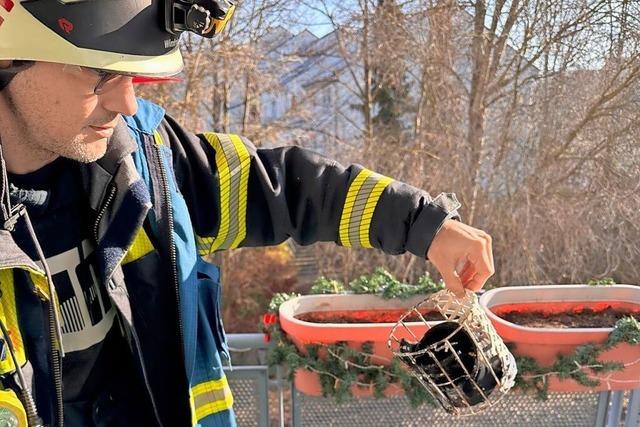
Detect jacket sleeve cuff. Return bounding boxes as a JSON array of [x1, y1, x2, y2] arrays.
[[405, 192, 461, 259]]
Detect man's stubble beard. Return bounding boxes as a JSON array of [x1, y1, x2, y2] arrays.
[[54, 133, 109, 164], [5, 89, 109, 165]]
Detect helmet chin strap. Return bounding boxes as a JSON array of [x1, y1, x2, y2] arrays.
[[0, 136, 15, 229], [0, 61, 33, 229], [0, 136, 65, 357], [0, 137, 47, 426]]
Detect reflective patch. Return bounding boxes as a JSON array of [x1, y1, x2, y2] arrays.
[[339, 169, 393, 248], [0, 270, 26, 375], [153, 130, 164, 146], [191, 376, 234, 421], [122, 227, 154, 265], [197, 133, 250, 254]]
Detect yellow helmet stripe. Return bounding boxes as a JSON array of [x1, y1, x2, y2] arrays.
[[211, 4, 236, 35]]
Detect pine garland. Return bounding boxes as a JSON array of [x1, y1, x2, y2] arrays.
[[265, 317, 437, 406], [514, 316, 640, 400], [264, 270, 640, 404], [264, 269, 442, 406]]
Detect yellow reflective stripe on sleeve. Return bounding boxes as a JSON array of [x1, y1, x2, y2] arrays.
[[197, 133, 250, 255], [0, 270, 27, 375], [359, 175, 393, 248], [339, 170, 372, 247], [339, 169, 393, 248], [122, 228, 154, 265], [191, 376, 234, 421], [189, 390, 198, 427]]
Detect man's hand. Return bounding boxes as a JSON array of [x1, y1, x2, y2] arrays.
[[426, 219, 495, 297]]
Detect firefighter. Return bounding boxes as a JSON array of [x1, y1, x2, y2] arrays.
[[0, 1, 493, 425]]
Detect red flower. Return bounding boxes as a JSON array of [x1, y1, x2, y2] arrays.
[[262, 313, 278, 326], [261, 313, 278, 343]]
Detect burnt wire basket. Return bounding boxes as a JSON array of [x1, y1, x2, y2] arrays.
[[388, 289, 517, 416]]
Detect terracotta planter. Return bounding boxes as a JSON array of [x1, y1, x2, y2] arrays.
[[480, 285, 640, 392], [278, 294, 439, 396]]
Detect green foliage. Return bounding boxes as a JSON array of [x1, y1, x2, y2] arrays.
[[380, 272, 445, 299], [514, 316, 639, 399], [415, 273, 445, 294], [310, 277, 346, 295], [267, 274, 639, 406], [267, 292, 300, 313], [587, 277, 616, 286], [349, 267, 398, 294], [263, 269, 449, 407], [264, 288, 438, 406], [606, 316, 640, 347], [308, 268, 444, 299]]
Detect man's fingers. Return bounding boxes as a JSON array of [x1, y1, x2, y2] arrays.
[[441, 268, 465, 298], [464, 276, 485, 292], [458, 260, 476, 285], [486, 234, 496, 276], [482, 232, 495, 279], [427, 220, 495, 294], [469, 238, 494, 282]]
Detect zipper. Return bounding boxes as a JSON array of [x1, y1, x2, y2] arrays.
[[90, 143, 186, 424], [48, 305, 63, 427], [13, 206, 64, 427], [91, 180, 165, 424], [153, 144, 186, 373], [93, 183, 116, 242]]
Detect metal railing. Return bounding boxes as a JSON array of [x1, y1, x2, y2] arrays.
[[223, 333, 640, 427]]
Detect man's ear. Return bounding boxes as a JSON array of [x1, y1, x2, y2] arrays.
[[0, 60, 13, 70]]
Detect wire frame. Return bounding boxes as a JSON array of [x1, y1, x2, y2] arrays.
[[387, 289, 517, 416]]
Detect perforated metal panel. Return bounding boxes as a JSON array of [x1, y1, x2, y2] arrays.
[[222, 334, 639, 427], [226, 366, 269, 427], [293, 391, 601, 427]]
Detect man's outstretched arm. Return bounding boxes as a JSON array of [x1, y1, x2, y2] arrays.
[[159, 114, 494, 295]]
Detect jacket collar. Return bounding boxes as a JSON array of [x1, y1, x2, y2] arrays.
[[83, 117, 138, 213], [83, 97, 165, 212], [0, 229, 41, 272], [97, 117, 138, 175]]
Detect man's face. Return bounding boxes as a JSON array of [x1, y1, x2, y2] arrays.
[[1, 61, 138, 164]]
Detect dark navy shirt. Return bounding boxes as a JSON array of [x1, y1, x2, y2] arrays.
[[8, 157, 154, 426]]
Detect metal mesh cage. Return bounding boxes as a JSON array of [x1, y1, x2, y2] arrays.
[[387, 289, 517, 416]]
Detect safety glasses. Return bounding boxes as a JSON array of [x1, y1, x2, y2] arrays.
[[82, 67, 138, 95]]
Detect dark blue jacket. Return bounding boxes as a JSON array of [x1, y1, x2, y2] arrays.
[[0, 98, 460, 426]]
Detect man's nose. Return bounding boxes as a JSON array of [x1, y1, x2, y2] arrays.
[[98, 77, 138, 116]]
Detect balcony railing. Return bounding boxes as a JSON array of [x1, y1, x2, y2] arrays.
[[224, 333, 640, 427]]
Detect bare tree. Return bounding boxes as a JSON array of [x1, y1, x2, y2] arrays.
[[140, 0, 640, 304]]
